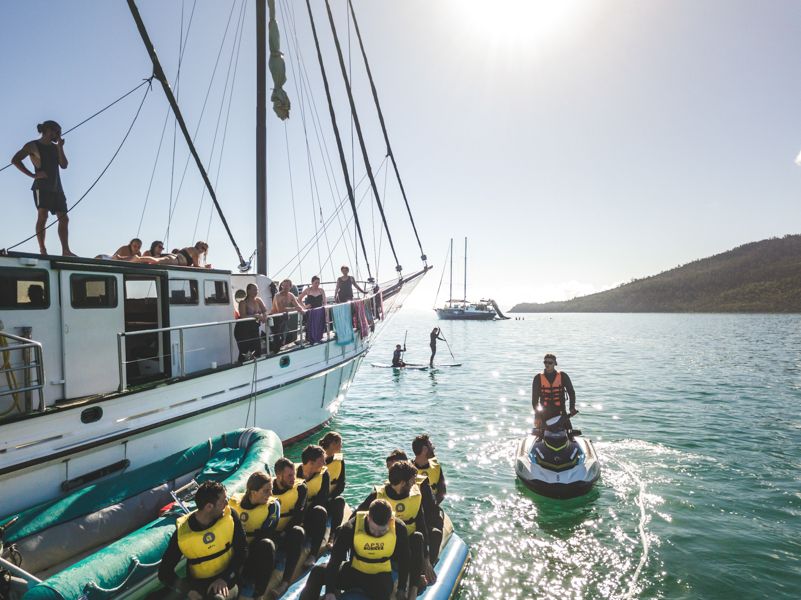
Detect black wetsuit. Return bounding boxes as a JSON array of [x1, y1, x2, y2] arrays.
[[31, 141, 67, 215], [158, 509, 248, 598], [295, 466, 337, 553], [429, 331, 445, 367], [531, 370, 576, 427], [303, 516, 411, 600], [236, 496, 278, 595], [269, 481, 308, 583], [392, 347, 405, 367]]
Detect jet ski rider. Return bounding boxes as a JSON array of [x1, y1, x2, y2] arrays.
[[531, 353, 578, 431]]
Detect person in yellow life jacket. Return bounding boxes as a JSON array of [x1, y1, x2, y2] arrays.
[[412, 434, 447, 506], [158, 480, 247, 600], [295, 444, 341, 568], [357, 460, 439, 593], [228, 471, 279, 599], [531, 353, 577, 430], [301, 499, 412, 600], [385, 450, 443, 566], [319, 432, 347, 531], [269, 457, 309, 598]]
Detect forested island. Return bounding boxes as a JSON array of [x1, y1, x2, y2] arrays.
[[510, 235, 801, 313]]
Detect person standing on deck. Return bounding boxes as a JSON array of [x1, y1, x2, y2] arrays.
[[334, 265, 366, 303], [429, 327, 445, 368], [531, 353, 577, 430], [11, 121, 76, 256]]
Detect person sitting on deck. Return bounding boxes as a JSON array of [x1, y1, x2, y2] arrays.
[[295, 445, 344, 568], [412, 434, 447, 506], [334, 265, 365, 303], [158, 480, 247, 600], [392, 344, 406, 368], [357, 460, 439, 592], [269, 457, 311, 599], [111, 238, 142, 261], [301, 499, 412, 600], [228, 471, 279, 600]]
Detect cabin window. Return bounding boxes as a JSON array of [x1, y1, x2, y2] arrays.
[[204, 280, 230, 304], [169, 279, 199, 305], [70, 275, 118, 309], [0, 268, 49, 309]]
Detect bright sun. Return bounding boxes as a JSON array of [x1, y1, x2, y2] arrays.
[[456, 0, 586, 49]]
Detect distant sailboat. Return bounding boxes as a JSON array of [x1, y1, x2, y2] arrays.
[[435, 237, 507, 320]]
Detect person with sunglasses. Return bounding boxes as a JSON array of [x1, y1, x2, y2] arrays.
[[531, 353, 577, 431]]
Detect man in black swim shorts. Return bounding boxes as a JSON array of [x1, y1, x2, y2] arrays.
[[12, 120, 76, 256]]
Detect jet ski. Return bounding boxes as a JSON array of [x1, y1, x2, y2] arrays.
[[515, 414, 600, 499]]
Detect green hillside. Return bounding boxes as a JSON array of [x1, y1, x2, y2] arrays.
[[510, 235, 801, 313]]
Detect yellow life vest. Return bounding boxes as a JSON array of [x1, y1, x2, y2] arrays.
[[351, 511, 396, 575], [416, 457, 442, 495], [298, 464, 327, 502], [176, 505, 235, 580], [374, 483, 422, 534], [228, 493, 277, 542], [273, 481, 302, 532], [326, 453, 344, 490]]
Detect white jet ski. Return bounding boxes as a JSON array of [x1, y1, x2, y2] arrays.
[[515, 414, 600, 499]]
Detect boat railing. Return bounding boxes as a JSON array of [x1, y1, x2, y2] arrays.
[[0, 327, 46, 420], [116, 292, 384, 392]]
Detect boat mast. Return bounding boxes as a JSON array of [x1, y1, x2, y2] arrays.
[[464, 237, 468, 303], [449, 238, 453, 303], [256, 0, 267, 275]]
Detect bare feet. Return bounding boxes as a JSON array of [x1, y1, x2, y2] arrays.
[[39, 246, 48, 256], [62, 250, 78, 257]]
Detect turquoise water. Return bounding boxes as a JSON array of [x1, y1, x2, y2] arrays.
[[287, 311, 801, 599]]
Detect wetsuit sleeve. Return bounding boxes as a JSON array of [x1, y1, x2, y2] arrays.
[[355, 490, 377, 513], [531, 375, 541, 410], [157, 530, 185, 591], [393, 522, 410, 591], [325, 519, 355, 592], [416, 502, 431, 555], [561, 372, 576, 412], [331, 461, 346, 498], [290, 484, 308, 529], [226, 510, 248, 585]]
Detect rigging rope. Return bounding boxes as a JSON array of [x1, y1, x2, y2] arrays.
[[323, 0, 402, 276], [2, 80, 153, 252], [127, 0, 248, 269], [305, 0, 373, 282], [0, 78, 152, 175], [433, 242, 451, 308], [347, 0, 427, 265]]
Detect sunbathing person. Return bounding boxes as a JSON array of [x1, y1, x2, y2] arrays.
[[137, 241, 211, 268]]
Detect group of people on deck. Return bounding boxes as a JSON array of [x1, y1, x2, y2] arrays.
[[158, 432, 448, 600], [233, 266, 373, 359]]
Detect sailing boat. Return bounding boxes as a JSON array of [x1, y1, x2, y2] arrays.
[[0, 0, 428, 518], [435, 237, 505, 320]]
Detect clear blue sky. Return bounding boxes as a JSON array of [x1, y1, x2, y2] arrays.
[[2, 1, 800, 308]]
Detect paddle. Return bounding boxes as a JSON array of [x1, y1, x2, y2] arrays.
[[439, 331, 456, 361], [402, 329, 408, 362]]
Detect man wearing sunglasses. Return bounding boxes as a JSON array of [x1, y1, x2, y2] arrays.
[[531, 353, 577, 431]]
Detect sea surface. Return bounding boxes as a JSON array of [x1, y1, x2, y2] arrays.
[[286, 311, 801, 600]]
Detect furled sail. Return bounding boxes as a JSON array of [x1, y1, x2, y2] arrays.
[[268, 0, 290, 120]]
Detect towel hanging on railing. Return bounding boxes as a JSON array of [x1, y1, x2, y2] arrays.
[[332, 303, 354, 345]]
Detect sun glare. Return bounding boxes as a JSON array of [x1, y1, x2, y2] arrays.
[[456, 0, 586, 50]]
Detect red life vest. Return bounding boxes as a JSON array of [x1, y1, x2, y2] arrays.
[[539, 371, 563, 409]]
